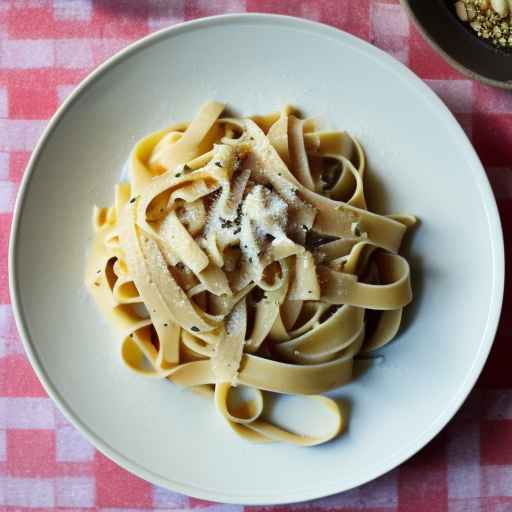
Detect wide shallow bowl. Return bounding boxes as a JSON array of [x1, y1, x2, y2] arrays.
[[9, 13, 504, 505], [402, 0, 512, 89]]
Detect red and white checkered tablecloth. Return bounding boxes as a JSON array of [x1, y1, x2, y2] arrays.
[[0, 1, 510, 510]]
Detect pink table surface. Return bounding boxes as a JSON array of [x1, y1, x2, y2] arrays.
[[0, 1, 510, 511]]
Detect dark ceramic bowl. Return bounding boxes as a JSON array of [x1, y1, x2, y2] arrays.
[[401, 0, 512, 89]]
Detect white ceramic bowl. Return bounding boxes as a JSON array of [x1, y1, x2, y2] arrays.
[[9, 14, 504, 505]]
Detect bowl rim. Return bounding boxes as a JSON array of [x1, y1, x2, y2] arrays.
[[8, 12, 505, 504], [400, 0, 512, 90]]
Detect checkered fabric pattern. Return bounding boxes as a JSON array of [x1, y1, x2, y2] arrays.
[[0, 0, 510, 510]]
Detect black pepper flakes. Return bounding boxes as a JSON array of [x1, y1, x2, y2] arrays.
[[191, 326, 200, 332], [163, 323, 168, 327], [215, 161, 223, 168], [129, 197, 136, 204], [220, 217, 234, 229]]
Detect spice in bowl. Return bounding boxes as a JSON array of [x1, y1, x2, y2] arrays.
[[454, 0, 512, 48]]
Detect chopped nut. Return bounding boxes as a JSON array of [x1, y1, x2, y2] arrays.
[[491, 0, 509, 17], [455, 1, 469, 21], [461, 0, 512, 47], [467, 3, 477, 18]]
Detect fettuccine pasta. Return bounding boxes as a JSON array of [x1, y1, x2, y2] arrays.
[[85, 102, 416, 446]]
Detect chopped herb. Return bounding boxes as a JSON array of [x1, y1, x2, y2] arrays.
[[129, 197, 136, 204], [163, 323, 168, 327], [191, 326, 200, 332], [248, 257, 253, 263], [278, 173, 282, 177], [234, 227, 241, 234], [308, 290, 312, 294], [243, 244, 248, 249], [215, 161, 223, 168], [96, 270, 101, 274], [175, 172, 182, 178], [250, 136, 255, 141]]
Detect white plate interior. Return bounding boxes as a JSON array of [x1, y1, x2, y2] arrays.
[[10, 14, 504, 504]]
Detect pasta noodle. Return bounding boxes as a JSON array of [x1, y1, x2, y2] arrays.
[[85, 102, 416, 446]]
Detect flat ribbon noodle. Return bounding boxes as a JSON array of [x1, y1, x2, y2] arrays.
[[85, 101, 417, 446]]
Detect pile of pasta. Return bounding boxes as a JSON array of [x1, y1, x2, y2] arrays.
[[86, 102, 416, 446]]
